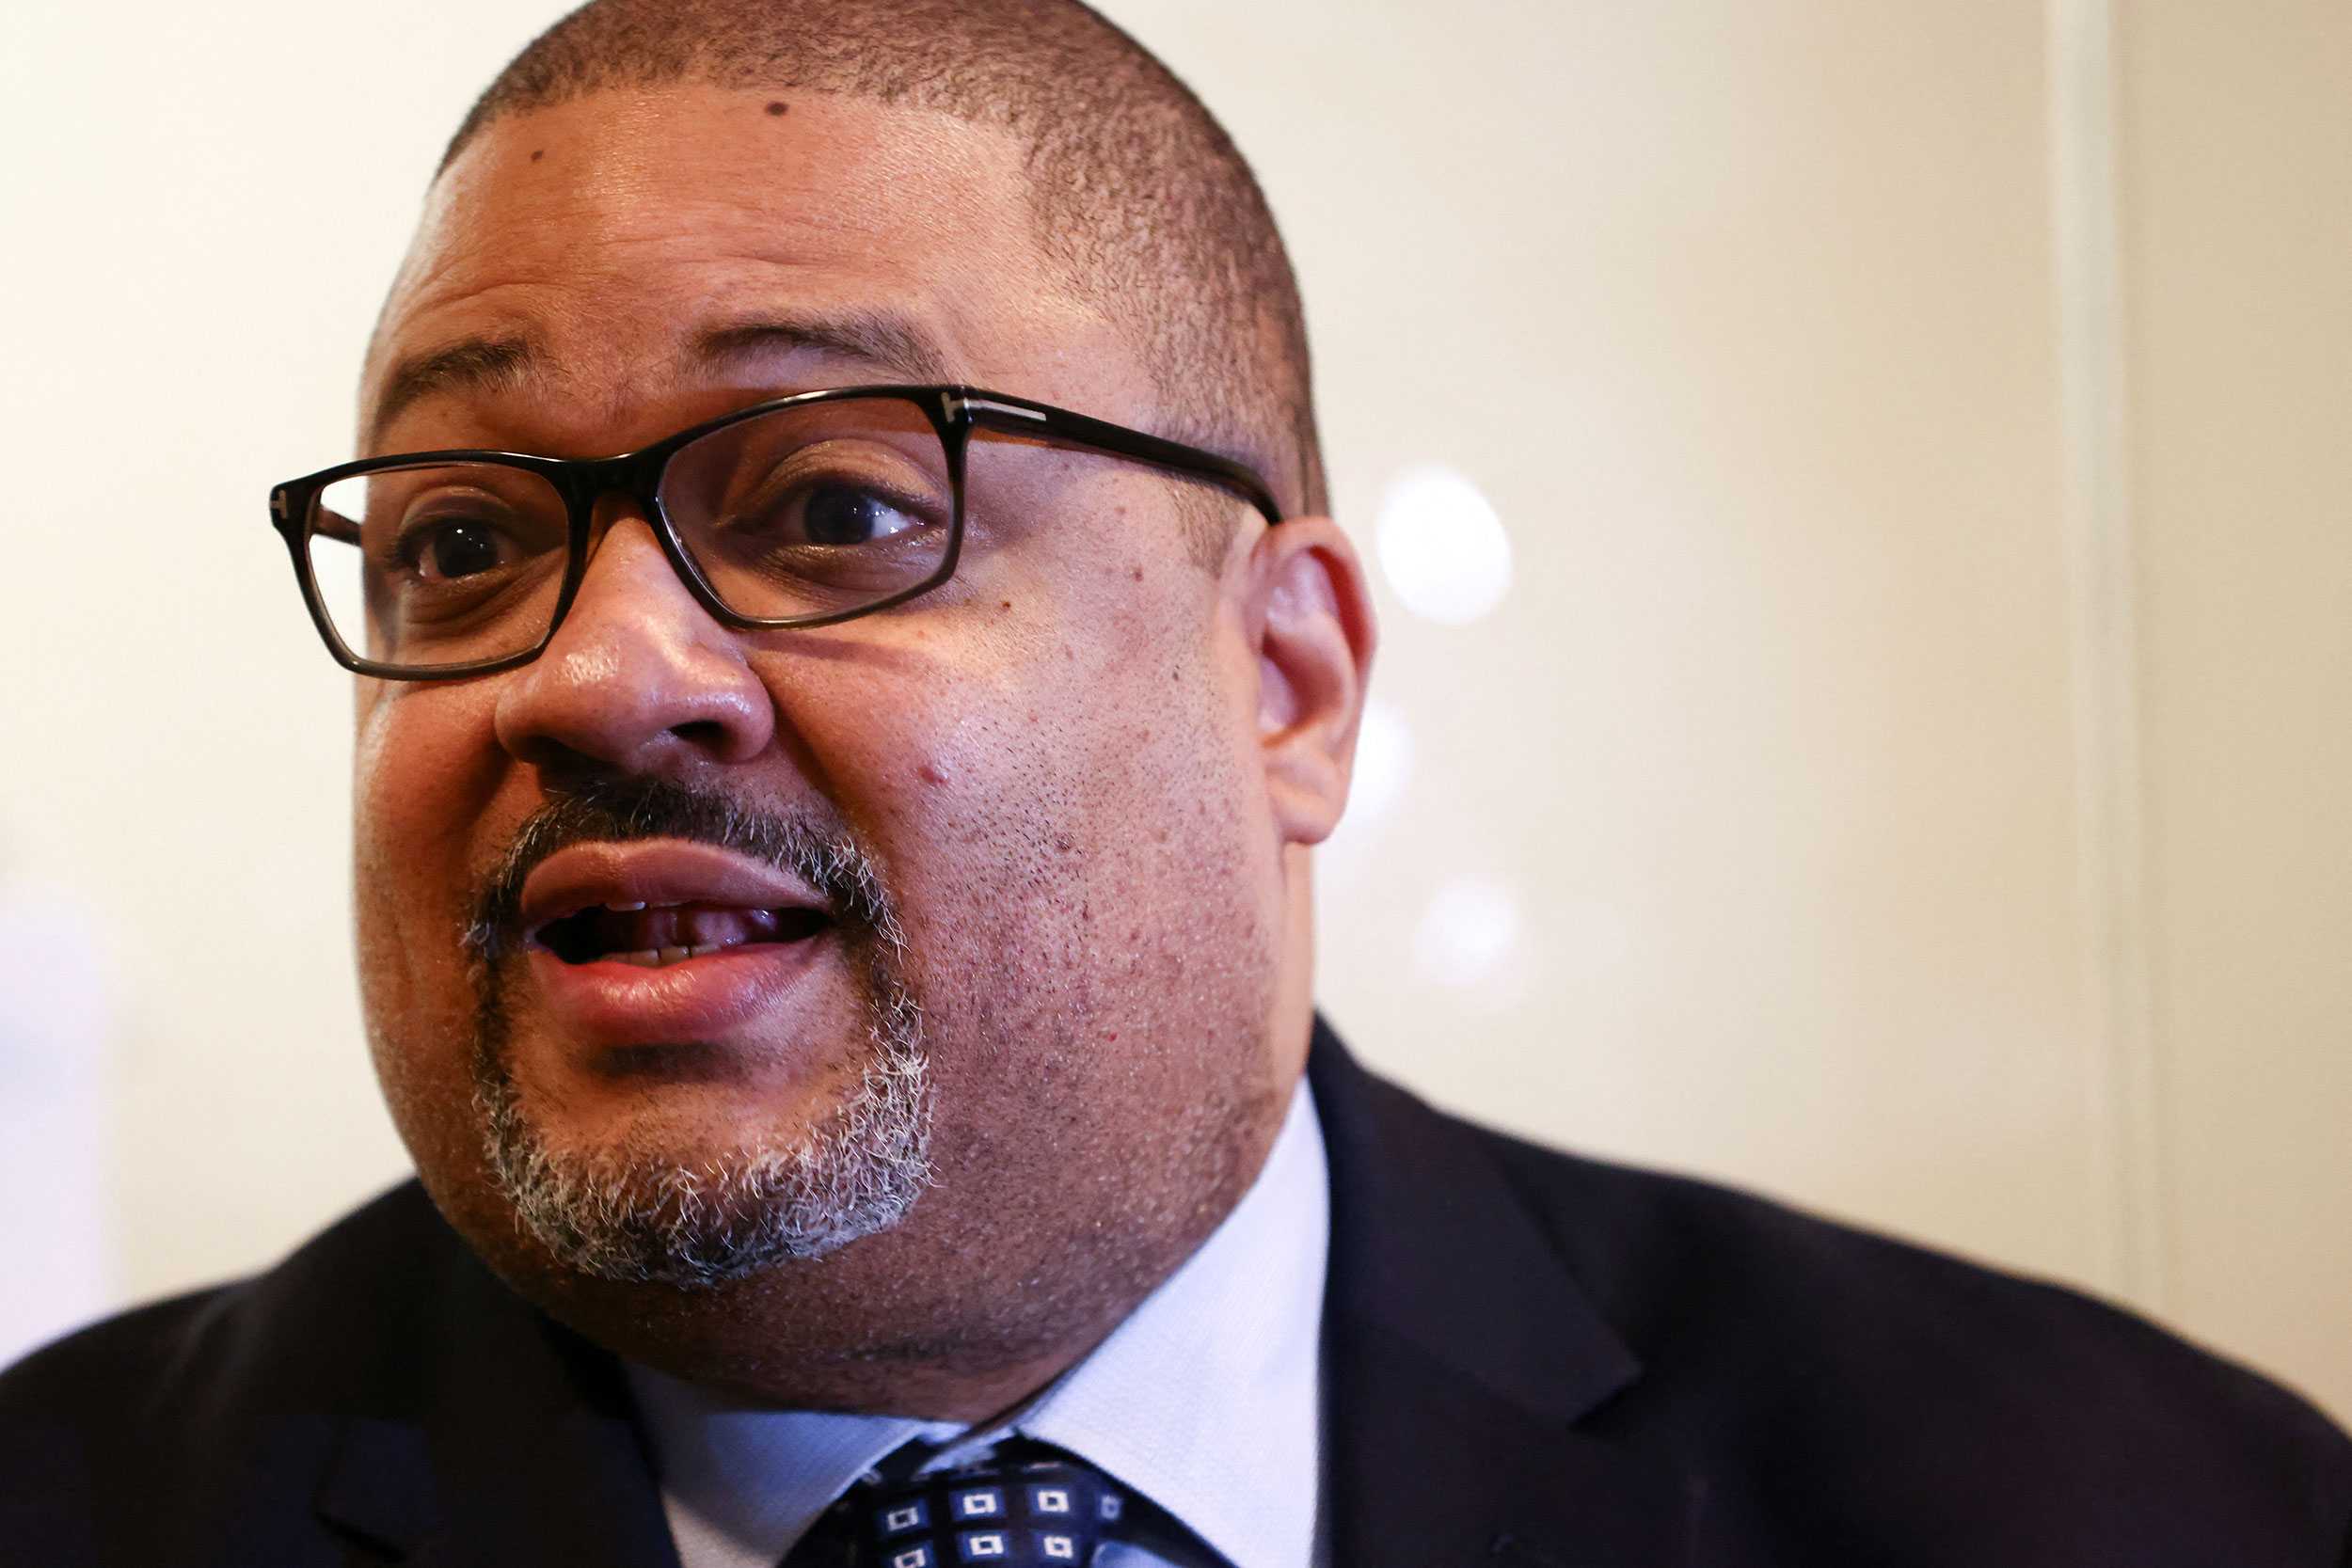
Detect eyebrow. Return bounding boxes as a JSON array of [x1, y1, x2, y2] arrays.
[[367, 309, 959, 449], [369, 336, 535, 447], [689, 311, 954, 385]]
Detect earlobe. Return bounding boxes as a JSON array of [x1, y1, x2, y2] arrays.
[[1248, 516, 1377, 847]]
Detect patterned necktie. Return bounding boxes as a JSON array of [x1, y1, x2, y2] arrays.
[[780, 1435, 1131, 1567]]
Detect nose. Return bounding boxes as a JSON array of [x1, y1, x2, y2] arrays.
[[493, 511, 775, 777]]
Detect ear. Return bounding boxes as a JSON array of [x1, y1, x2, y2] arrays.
[[1240, 515, 1378, 847]]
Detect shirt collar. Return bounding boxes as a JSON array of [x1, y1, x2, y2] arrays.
[[624, 1374, 955, 1565], [1031, 1076, 1327, 1566], [628, 1078, 1329, 1568]]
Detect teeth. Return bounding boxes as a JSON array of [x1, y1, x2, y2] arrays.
[[600, 942, 736, 968], [608, 901, 647, 912]]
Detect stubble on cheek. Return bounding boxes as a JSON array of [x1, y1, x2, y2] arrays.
[[870, 607, 1286, 1353]]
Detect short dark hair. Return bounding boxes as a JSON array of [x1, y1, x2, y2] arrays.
[[439, 0, 1326, 562]]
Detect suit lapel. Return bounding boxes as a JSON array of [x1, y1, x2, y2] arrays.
[[1310, 1019, 1704, 1566], [312, 1229, 681, 1568]]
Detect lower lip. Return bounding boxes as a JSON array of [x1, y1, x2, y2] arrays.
[[524, 934, 835, 1044]]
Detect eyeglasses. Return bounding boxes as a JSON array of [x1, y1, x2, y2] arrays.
[[269, 384, 1285, 681]]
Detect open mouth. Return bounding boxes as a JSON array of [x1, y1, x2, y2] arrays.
[[532, 902, 833, 968]]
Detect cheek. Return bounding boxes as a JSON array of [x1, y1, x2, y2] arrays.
[[351, 684, 507, 1111], [353, 682, 503, 914], [867, 604, 1286, 1250], [837, 582, 1277, 1033], [882, 585, 1249, 842]]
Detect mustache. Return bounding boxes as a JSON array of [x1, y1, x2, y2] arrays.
[[459, 774, 901, 969]]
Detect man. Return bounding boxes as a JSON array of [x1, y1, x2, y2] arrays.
[[3, 1, 2347, 1562]]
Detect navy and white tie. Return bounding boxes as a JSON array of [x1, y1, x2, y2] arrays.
[[780, 1437, 1131, 1567]]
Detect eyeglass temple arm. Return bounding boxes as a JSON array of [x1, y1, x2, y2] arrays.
[[273, 485, 361, 546], [961, 397, 1286, 526]]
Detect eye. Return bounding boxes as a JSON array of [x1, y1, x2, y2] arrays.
[[719, 474, 933, 551], [413, 518, 507, 579], [780, 482, 922, 546], [392, 509, 536, 583]]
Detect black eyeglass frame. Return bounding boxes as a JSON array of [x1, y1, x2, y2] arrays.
[[269, 384, 1287, 681]]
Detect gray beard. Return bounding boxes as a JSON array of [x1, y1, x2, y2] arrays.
[[458, 780, 938, 1291], [469, 980, 934, 1290]]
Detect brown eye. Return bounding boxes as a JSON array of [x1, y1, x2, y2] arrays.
[[798, 483, 920, 546], [411, 518, 510, 580]]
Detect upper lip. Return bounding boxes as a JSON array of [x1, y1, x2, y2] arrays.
[[517, 840, 829, 944]]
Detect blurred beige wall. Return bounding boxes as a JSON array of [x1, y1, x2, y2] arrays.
[[2121, 0, 2352, 1424], [0, 1, 2343, 1420]]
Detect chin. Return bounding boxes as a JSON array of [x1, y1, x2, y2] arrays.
[[467, 1024, 937, 1291]]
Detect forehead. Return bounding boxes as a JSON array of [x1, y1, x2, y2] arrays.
[[365, 86, 1128, 451]]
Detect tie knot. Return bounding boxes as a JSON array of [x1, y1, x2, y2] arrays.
[[788, 1436, 1125, 1567]]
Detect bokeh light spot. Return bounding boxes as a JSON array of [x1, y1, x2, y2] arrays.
[[1414, 875, 1522, 990], [1375, 464, 1513, 626]]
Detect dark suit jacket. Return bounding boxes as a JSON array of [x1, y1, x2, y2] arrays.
[[6, 1018, 2349, 1565]]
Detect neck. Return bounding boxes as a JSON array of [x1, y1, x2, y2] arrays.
[[500, 1248, 1152, 1420]]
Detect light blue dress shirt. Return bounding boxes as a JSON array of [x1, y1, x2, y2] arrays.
[[628, 1080, 1329, 1568]]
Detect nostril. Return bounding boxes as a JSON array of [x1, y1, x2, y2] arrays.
[[507, 734, 606, 778], [670, 719, 734, 750]]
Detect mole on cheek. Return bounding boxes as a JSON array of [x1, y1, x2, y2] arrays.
[[766, 101, 790, 117], [530, 149, 544, 162]]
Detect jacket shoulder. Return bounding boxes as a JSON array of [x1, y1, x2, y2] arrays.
[[1, 1180, 452, 1418], [0, 1181, 462, 1562], [1458, 1109, 2352, 1549]]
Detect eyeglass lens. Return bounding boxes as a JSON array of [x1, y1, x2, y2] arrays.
[[304, 394, 954, 670]]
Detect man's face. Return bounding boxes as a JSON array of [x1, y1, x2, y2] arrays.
[[352, 86, 1321, 1396]]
